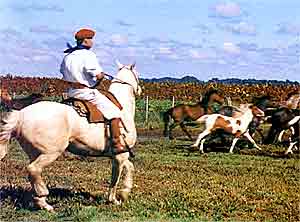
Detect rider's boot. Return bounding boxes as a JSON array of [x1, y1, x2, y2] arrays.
[[111, 118, 126, 155]]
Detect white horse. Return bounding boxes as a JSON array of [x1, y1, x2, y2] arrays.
[[0, 61, 141, 211]]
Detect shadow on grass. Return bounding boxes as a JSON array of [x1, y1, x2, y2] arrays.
[[0, 185, 104, 211], [243, 149, 300, 159], [175, 139, 300, 159]]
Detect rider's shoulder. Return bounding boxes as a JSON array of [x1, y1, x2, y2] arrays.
[[72, 49, 96, 58], [80, 49, 97, 57]]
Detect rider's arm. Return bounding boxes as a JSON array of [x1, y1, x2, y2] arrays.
[[84, 52, 104, 78]]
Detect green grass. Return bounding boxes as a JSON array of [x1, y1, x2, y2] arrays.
[[1, 137, 299, 222]]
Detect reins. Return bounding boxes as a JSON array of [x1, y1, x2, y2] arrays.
[[104, 67, 140, 95]]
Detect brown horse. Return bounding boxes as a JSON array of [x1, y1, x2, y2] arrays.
[[0, 88, 43, 110], [163, 89, 227, 140]]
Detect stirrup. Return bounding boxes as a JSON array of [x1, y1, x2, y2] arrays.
[[112, 147, 135, 158]]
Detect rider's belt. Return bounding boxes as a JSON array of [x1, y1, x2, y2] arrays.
[[67, 81, 89, 89]]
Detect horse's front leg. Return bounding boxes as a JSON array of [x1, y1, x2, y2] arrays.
[[285, 142, 296, 155], [108, 153, 133, 205], [119, 158, 134, 202], [229, 137, 239, 153], [108, 158, 121, 204], [180, 122, 193, 140], [199, 138, 206, 153]]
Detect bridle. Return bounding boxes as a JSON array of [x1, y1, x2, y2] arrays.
[[89, 65, 140, 95], [109, 66, 140, 95]]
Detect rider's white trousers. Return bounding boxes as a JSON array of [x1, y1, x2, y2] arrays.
[[67, 88, 122, 120]]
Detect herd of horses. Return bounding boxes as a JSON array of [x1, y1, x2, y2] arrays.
[[163, 89, 300, 154], [0, 66, 299, 211]]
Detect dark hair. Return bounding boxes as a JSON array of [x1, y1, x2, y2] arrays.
[[76, 39, 84, 46]]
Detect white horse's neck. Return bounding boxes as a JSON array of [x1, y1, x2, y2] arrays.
[[109, 81, 137, 147], [238, 109, 254, 129]]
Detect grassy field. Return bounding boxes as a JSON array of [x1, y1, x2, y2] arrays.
[[0, 132, 299, 222]]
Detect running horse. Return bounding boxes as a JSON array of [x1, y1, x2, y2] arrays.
[[192, 104, 265, 154], [264, 92, 300, 145], [0, 61, 141, 211], [218, 95, 274, 144], [163, 89, 226, 140]]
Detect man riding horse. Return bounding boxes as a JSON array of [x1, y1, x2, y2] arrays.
[[60, 28, 124, 155]]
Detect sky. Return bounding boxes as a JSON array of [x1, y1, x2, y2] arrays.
[[0, 0, 300, 81]]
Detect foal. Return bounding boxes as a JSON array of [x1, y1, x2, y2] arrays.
[[192, 104, 265, 153]]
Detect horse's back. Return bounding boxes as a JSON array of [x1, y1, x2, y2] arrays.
[[18, 101, 80, 150], [22, 101, 75, 115]]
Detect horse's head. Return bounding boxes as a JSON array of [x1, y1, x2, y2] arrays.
[[249, 104, 265, 118], [0, 88, 12, 101], [202, 89, 225, 106], [252, 95, 273, 111], [114, 60, 142, 96], [286, 92, 300, 109], [0, 88, 12, 109]]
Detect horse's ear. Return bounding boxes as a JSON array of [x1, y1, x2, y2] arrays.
[[130, 62, 136, 70], [116, 60, 123, 69]]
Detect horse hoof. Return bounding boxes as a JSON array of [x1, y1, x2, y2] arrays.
[[119, 191, 129, 202], [44, 205, 55, 212], [34, 196, 54, 212]]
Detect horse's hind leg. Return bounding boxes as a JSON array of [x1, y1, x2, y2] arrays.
[[168, 122, 178, 140], [192, 129, 211, 148], [27, 152, 61, 211], [264, 125, 278, 144], [180, 122, 193, 140]]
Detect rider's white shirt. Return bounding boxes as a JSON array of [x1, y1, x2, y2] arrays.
[[60, 49, 103, 87]]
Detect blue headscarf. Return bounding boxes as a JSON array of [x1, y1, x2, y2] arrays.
[[64, 42, 90, 53]]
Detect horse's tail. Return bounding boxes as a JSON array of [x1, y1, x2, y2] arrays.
[[162, 108, 173, 137], [0, 111, 20, 160]]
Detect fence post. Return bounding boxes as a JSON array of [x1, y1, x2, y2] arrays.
[[172, 96, 175, 107], [145, 96, 149, 126], [226, 96, 232, 106]]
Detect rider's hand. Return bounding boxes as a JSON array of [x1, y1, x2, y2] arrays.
[[96, 72, 105, 81], [104, 73, 113, 80]]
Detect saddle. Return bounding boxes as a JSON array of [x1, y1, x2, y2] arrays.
[[62, 90, 123, 123]]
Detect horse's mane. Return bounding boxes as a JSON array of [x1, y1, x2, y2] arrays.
[[252, 95, 271, 107], [287, 91, 300, 99], [200, 88, 222, 106]]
